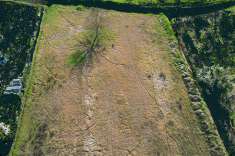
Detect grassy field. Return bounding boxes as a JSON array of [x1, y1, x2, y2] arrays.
[[9, 4, 227, 155]]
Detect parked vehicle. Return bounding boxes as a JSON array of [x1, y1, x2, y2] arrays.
[[4, 79, 23, 95]]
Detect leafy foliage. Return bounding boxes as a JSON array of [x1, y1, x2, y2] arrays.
[[0, 1, 40, 92], [0, 94, 21, 156], [197, 65, 232, 110], [0, 2, 41, 155], [174, 9, 235, 154], [158, 13, 176, 39]]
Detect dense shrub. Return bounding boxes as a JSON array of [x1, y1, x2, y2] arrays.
[[174, 9, 235, 154], [0, 1, 41, 92], [0, 94, 21, 156]]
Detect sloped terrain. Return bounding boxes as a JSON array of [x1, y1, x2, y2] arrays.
[[10, 5, 220, 156]]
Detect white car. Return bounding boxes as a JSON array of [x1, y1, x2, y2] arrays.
[[4, 79, 23, 95]]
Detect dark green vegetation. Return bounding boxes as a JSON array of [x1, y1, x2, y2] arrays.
[[0, 1, 42, 92], [0, 1, 43, 155], [174, 7, 235, 155], [12, 0, 235, 20], [0, 95, 21, 156], [38, 0, 235, 21], [158, 14, 228, 155]]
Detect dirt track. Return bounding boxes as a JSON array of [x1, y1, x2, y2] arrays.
[[14, 6, 211, 156]]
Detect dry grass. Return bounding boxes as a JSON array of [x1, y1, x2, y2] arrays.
[[11, 5, 212, 156]]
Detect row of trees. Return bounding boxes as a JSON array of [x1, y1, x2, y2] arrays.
[[0, 95, 21, 156]]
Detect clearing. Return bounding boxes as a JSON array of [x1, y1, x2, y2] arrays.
[[11, 5, 214, 156]]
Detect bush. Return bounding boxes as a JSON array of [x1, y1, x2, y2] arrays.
[[196, 65, 232, 111]]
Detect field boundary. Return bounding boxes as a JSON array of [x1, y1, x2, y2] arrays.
[[9, 6, 45, 156], [47, 0, 235, 18], [158, 14, 228, 155]]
